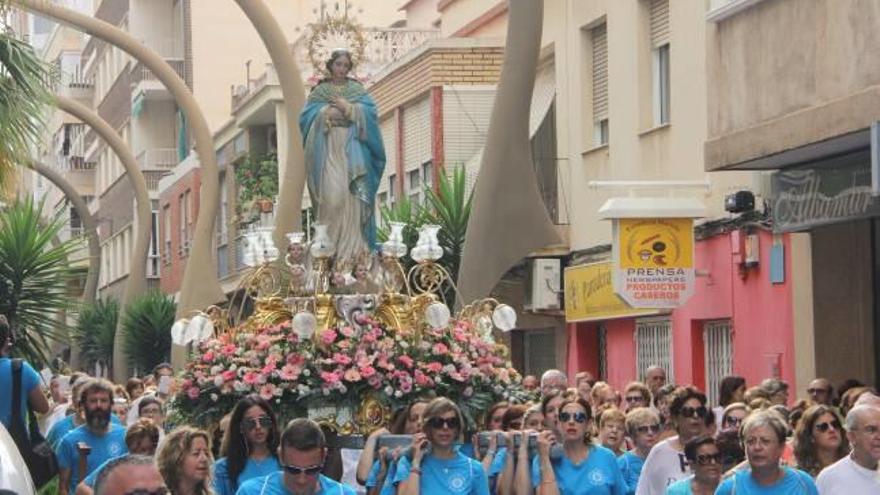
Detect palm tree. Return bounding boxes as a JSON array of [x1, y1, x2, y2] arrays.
[[0, 198, 79, 366], [72, 299, 119, 374], [122, 290, 175, 375], [0, 9, 55, 193], [377, 167, 473, 305]]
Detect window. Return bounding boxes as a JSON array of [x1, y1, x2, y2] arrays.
[[408, 169, 421, 204], [591, 23, 608, 146], [388, 174, 397, 208], [523, 328, 557, 377], [163, 205, 171, 265], [378, 191, 388, 206], [650, 0, 670, 125], [148, 211, 160, 278], [422, 161, 433, 190], [704, 320, 733, 406], [635, 317, 674, 383], [598, 324, 608, 381]]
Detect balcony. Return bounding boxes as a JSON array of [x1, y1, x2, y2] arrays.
[[130, 39, 185, 103], [231, 64, 276, 112], [137, 148, 178, 171], [143, 170, 169, 191]]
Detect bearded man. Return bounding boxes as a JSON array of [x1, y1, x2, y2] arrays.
[[56, 378, 128, 495]]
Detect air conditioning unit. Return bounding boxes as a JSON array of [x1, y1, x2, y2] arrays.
[[524, 258, 561, 312]]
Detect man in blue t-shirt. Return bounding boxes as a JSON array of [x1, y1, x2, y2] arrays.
[[55, 378, 127, 495], [236, 418, 355, 495], [0, 315, 49, 433]]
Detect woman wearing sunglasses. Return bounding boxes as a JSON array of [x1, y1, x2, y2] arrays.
[[715, 410, 818, 495], [664, 436, 721, 495], [531, 397, 626, 495], [395, 397, 490, 495], [213, 395, 281, 495], [618, 407, 660, 495], [635, 386, 708, 495], [792, 405, 849, 477]]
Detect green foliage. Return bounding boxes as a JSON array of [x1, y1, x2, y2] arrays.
[[72, 299, 119, 373], [0, 28, 56, 193], [234, 153, 278, 222], [0, 198, 79, 367], [377, 167, 473, 303], [122, 291, 175, 374]]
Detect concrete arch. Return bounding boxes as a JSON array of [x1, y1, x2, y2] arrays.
[[54, 94, 150, 381], [16, 0, 225, 337], [234, 0, 307, 252], [29, 160, 101, 370]]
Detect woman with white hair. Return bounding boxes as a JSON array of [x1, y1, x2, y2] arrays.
[[715, 409, 818, 494]]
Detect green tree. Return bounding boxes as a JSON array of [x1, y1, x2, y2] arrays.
[[72, 299, 119, 373], [0, 13, 55, 193], [122, 290, 175, 374], [0, 198, 79, 366]]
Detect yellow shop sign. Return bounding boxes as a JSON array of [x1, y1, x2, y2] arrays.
[[564, 261, 656, 322]]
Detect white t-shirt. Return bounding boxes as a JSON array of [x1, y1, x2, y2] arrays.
[[816, 455, 880, 494], [635, 436, 690, 495]]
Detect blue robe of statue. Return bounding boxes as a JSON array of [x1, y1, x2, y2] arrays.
[[299, 78, 386, 258]]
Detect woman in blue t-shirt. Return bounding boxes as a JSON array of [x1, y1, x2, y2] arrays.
[[715, 410, 818, 495], [212, 395, 281, 495], [394, 397, 490, 495], [618, 407, 661, 495], [531, 397, 626, 495], [664, 436, 721, 495], [0, 315, 49, 433]]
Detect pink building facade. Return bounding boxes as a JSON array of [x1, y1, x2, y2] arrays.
[[566, 228, 795, 402]]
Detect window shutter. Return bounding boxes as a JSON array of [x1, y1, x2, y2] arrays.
[[650, 0, 670, 48], [524, 328, 557, 377], [591, 24, 608, 121]]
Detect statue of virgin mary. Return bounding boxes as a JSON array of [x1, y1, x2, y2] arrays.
[[299, 49, 386, 264]]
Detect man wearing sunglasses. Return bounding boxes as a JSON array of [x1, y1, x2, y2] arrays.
[[236, 419, 355, 495]]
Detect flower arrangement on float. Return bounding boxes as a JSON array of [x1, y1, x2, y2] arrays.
[[169, 223, 529, 434]]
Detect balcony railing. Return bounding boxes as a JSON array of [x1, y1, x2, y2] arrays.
[[230, 64, 276, 110], [143, 170, 169, 191], [137, 148, 178, 170], [55, 156, 96, 172], [130, 58, 185, 89]]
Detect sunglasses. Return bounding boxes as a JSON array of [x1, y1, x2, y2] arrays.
[[282, 463, 323, 477], [625, 395, 645, 403], [242, 416, 273, 431], [558, 412, 588, 424], [724, 416, 744, 427], [814, 420, 841, 433], [124, 490, 169, 495], [636, 424, 661, 434], [427, 416, 461, 430], [694, 453, 722, 466], [679, 406, 708, 419]]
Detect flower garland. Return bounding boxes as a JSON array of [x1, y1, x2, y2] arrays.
[[170, 314, 529, 429]]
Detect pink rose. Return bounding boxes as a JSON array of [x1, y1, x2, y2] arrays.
[[340, 326, 355, 338], [286, 353, 305, 366], [202, 351, 215, 363], [259, 384, 276, 401], [320, 370, 341, 385], [333, 353, 352, 365], [243, 372, 259, 385], [261, 364, 275, 376], [221, 344, 237, 356], [360, 365, 377, 378], [367, 374, 382, 388], [280, 364, 301, 381], [320, 329, 338, 345], [400, 380, 412, 393], [425, 362, 443, 373], [398, 355, 414, 368], [432, 343, 449, 355], [221, 370, 236, 382], [187, 387, 200, 399], [414, 370, 429, 386]]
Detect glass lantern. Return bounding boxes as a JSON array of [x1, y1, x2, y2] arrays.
[[411, 224, 443, 262]]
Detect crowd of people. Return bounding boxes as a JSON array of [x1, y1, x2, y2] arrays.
[[3, 315, 880, 495]]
